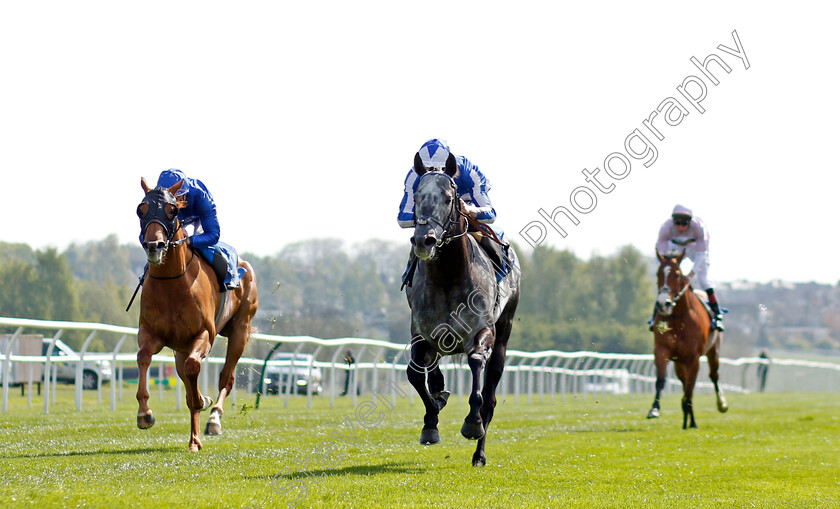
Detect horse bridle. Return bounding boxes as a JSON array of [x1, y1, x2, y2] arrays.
[[660, 264, 692, 309], [138, 187, 189, 253], [126, 188, 193, 311], [415, 172, 467, 247]]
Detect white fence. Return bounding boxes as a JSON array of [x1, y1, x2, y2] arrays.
[[2, 317, 839, 414]]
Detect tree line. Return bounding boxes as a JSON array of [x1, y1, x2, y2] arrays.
[[0, 236, 655, 354]]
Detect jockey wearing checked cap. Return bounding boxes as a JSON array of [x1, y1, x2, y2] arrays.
[[398, 139, 509, 288], [651, 204, 724, 331], [143, 168, 242, 290]]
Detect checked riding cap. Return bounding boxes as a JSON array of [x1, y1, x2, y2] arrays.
[[418, 139, 451, 170]]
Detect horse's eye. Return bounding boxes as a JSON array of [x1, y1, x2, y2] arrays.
[[137, 204, 147, 218], [165, 204, 178, 219]]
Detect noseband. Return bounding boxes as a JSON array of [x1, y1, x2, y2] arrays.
[[415, 172, 467, 247]]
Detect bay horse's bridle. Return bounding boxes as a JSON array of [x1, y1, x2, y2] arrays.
[[658, 259, 692, 314], [127, 186, 194, 311], [137, 187, 189, 254]]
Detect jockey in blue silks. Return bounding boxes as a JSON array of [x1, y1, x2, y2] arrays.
[[148, 169, 243, 290], [398, 139, 509, 288]]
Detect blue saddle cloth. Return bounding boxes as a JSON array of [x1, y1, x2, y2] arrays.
[[493, 251, 511, 283], [481, 225, 511, 283], [195, 242, 246, 290]]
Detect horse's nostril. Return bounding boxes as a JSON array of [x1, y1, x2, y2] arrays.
[[410, 237, 416, 246], [424, 236, 436, 248]]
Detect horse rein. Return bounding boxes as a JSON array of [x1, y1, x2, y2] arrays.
[[414, 172, 506, 248], [671, 279, 691, 304], [126, 237, 194, 312], [127, 188, 195, 312], [461, 212, 508, 247], [147, 247, 195, 280], [660, 271, 692, 312]]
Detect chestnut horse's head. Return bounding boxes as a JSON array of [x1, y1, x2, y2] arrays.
[[656, 250, 690, 317], [137, 178, 186, 264], [410, 151, 464, 261]]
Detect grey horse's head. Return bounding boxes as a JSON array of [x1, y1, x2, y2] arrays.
[[411, 151, 461, 261]]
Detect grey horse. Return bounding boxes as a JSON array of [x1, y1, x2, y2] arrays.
[[405, 151, 520, 467]]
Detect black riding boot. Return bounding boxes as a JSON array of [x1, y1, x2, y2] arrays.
[[478, 236, 509, 276], [707, 288, 725, 331], [648, 301, 661, 331], [401, 249, 418, 290]]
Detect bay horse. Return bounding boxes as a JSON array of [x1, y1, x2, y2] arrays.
[[135, 178, 258, 451], [405, 152, 520, 466], [647, 251, 727, 429]]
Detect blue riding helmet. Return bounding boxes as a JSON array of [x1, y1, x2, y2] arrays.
[[418, 139, 450, 169], [156, 169, 190, 196]]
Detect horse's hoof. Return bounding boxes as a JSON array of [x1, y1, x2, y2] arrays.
[[137, 413, 156, 429], [204, 410, 222, 435], [419, 429, 440, 445], [647, 408, 660, 419], [189, 442, 202, 452], [472, 452, 487, 467], [200, 395, 214, 411], [431, 391, 451, 411], [717, 399, 729, 413], [461, 420, 485, 440]]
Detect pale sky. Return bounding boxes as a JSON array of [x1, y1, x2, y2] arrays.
[[2, 2, 838, 284]]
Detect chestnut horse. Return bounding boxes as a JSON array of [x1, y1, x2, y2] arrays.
[[135, 178, 258, 451], [647, 251, 728, 429], [405, 153, 520, 466]]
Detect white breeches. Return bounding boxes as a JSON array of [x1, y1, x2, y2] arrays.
[[665, 242, 712, 289]]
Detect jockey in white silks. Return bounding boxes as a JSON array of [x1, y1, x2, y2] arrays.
[[652, 204, 725, 331]]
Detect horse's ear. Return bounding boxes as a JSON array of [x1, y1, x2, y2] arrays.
[[141, 177, 151, 194], [656, 249, 665, 263], [413, 152, 427, 176], [444, 153, 458, 177], [677, 249, 686, 263], [169, 179, 184, 196]]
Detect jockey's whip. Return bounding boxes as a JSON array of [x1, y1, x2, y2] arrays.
[[125, 267, 147, 312]]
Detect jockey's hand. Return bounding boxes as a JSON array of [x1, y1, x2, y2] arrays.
[[461, 200, 479, 218]]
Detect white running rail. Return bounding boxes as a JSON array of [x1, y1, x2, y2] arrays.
[[1, 317, 838, 414]]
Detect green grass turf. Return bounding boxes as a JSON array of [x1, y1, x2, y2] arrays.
[[0, 384, 837, 508]]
